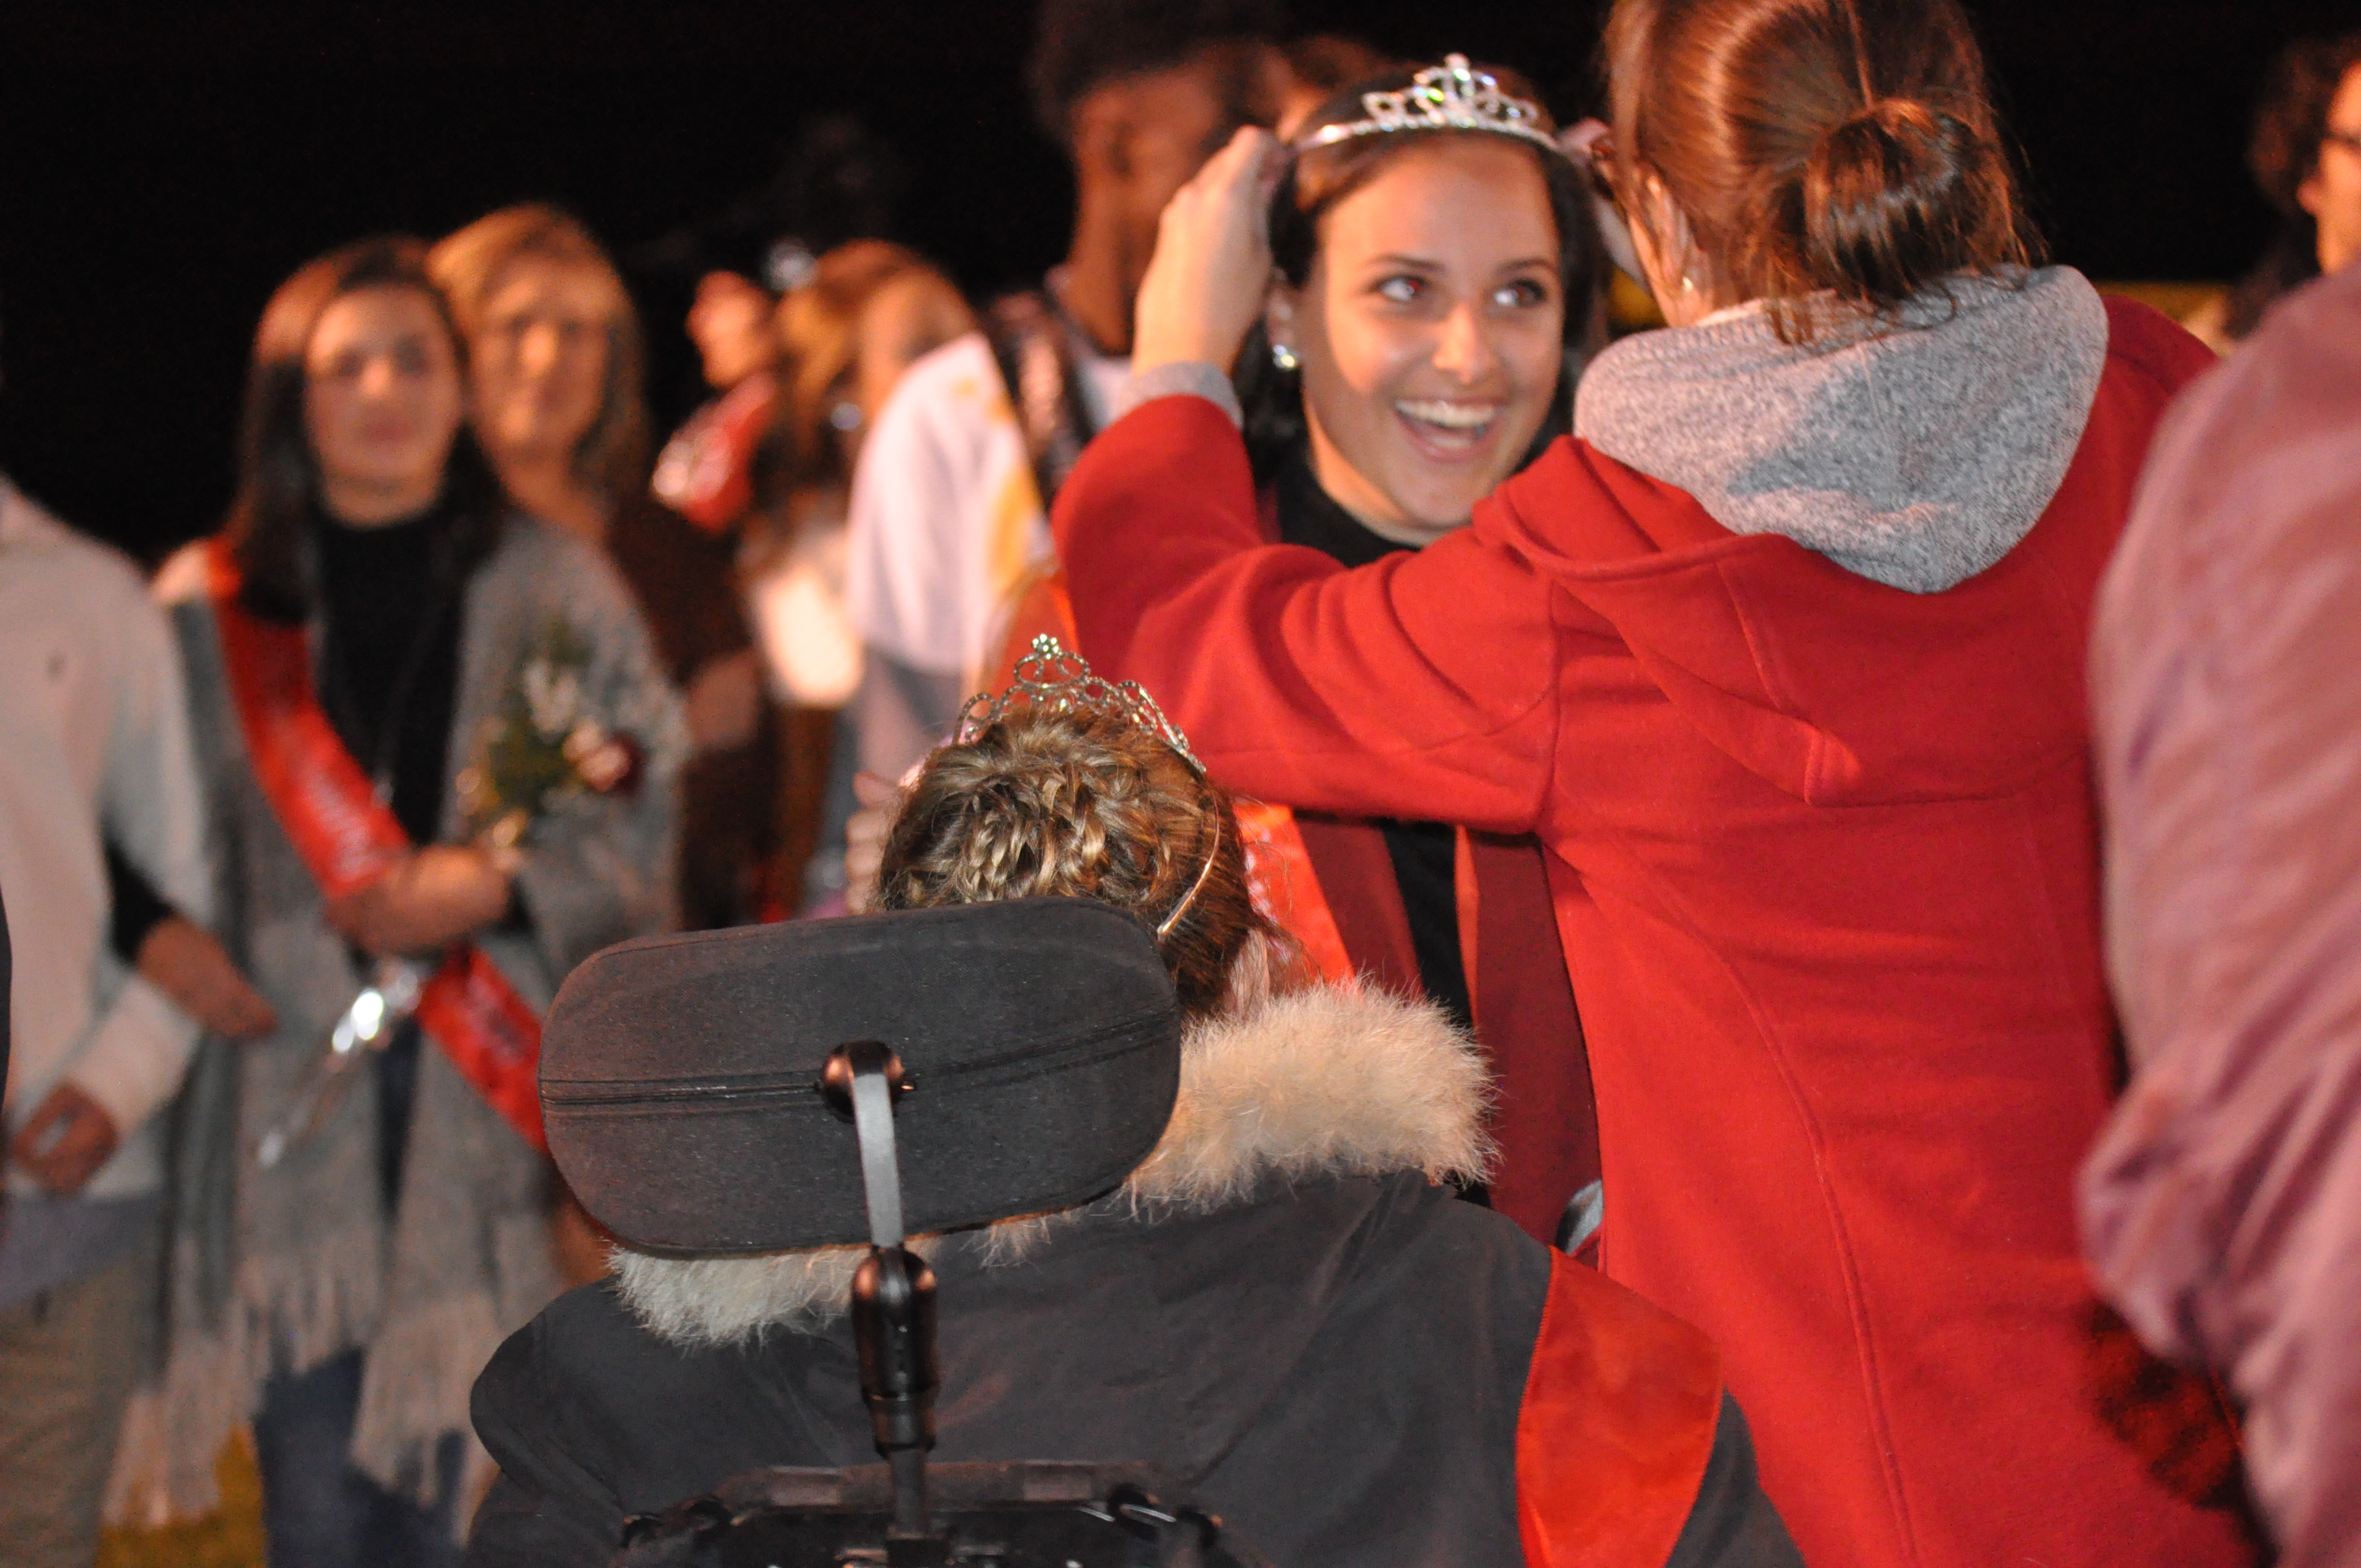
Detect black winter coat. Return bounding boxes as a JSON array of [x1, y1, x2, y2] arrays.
[[467, 989, 1801, 1568]]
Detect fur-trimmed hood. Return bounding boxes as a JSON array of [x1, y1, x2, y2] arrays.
[[613, 983, 1492, 1348]]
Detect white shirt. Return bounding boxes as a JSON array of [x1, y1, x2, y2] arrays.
[[747, 505, 862, 709], [844, 318, 1128, 684], [0, 478, 210, 1200]]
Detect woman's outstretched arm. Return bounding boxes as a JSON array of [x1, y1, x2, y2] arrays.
[[1054, 391, 1560, 836]]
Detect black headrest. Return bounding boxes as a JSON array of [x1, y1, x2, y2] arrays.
[[540, 899, 1183, 1254]]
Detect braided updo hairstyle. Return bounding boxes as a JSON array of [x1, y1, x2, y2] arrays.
[[874, 709, 1281, 1021]]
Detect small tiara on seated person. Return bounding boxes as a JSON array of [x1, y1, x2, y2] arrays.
[[1295, 55, 1565, 159], [958, 635, 1205, 776]]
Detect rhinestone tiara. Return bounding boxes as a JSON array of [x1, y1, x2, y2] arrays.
[[1296, 54, 1564, 159], [956, 635, 1204, 774]]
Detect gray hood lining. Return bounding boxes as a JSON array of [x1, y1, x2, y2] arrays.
[[1574, 268, 2109, 592]]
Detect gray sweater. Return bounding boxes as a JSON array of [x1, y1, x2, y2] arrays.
[[108, 516, 686, 1526]]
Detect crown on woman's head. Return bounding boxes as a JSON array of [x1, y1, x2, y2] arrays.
[[957, 635, 1204, 775], [1297, 54, 1563, 159]]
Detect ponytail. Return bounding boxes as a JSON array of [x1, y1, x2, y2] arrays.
[[1802, 96, 2018, 311], [1605, 0, 2038, 340]]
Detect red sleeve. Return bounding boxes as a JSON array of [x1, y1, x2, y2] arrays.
[[1054, 395, 1560, 835]]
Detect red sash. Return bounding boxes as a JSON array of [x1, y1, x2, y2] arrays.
[[1518, 1251, 1724, 1567], [208, 540, 546, 1150], [1232, 802, 1356, 984]]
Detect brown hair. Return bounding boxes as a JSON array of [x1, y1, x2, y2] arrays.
[[771, 239, 968, 496], [874, 708, 1279, 1021], [2224, 30, 2361, 338], [2251, 30, 2361, 216], [428, 204, 653, 503], [226, 236, 505, 621], [1239, 62, 1607, 481], [1604, 0, 2037, 338]]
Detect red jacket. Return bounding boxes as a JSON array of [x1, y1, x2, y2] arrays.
[[1054, 301, 2252, 1568]]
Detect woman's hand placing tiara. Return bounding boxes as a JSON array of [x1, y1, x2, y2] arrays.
[[1131, 126, 1285, 378]]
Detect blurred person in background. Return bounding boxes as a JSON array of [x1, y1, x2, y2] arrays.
[[1273, 34, 1396, 138], [0, 451, 211, 1568], [2082, 259, 2361, 1568], [433, 205, 773, 932], [839, 0, 1286, 797], [651, 266, 786, 536], [2189, 29, 2361, 349], [635, 113, 910, 459], [747, 240, 972, 912], [115, 237, 681, 1568]]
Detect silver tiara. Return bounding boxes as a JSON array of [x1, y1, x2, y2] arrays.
[[957, 635, 1204, 775], [1296, 55, 1563, 159]]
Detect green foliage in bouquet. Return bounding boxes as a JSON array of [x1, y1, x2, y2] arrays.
[[458, 617, 602, 850]]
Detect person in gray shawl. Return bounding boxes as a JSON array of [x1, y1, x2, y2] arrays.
[[109, 237, 686, 1568]]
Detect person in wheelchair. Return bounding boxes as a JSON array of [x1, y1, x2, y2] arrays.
[[466, 645, 1801, 1567]]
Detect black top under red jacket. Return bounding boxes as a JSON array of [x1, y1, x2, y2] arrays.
[[467, 985, 1799, 1568]]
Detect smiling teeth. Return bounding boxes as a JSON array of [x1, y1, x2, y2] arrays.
[[1397, 400, 1497, 430]]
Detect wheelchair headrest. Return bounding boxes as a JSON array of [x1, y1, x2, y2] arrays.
[[539, 898, 1183, 1254]]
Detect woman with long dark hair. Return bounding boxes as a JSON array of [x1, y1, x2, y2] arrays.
[[1049, 1, 2254, 1563], [971, 59, 1611, 1242], [1233, 60, 1609, 1242], [119, 237, 682, 1566]]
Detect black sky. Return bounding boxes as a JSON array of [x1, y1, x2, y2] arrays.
[[0, 0, 2340, 562]]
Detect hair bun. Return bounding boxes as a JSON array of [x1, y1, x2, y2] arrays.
[[1802, 96, 1998, 307], [877, 707, 1271, 1021]]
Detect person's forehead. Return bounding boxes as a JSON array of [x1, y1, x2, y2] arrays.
[[308, 286, 445, 352], [487, 257, 622, 319], [2332, 60, 2361, 127], [1321, 139, 1558, 258]]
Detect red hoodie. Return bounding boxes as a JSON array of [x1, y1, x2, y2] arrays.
[[1054, 298, 2252, 1568]]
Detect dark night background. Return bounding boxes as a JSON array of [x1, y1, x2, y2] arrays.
[[0, 1, 2342, 565]]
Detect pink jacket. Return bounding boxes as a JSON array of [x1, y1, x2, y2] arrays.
[[2081, 262, 2361, 1566]]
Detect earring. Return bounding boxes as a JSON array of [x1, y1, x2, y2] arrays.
[[1270, 342, 1299, 372], [1680, 272, 1698, 295]]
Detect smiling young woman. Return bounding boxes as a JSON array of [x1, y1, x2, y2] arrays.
[[1223, 63, 1610, 1243], [118, 236, 685, 1568], [1243, 70, 1602, 540], [975, 58, 1614, 1246]]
